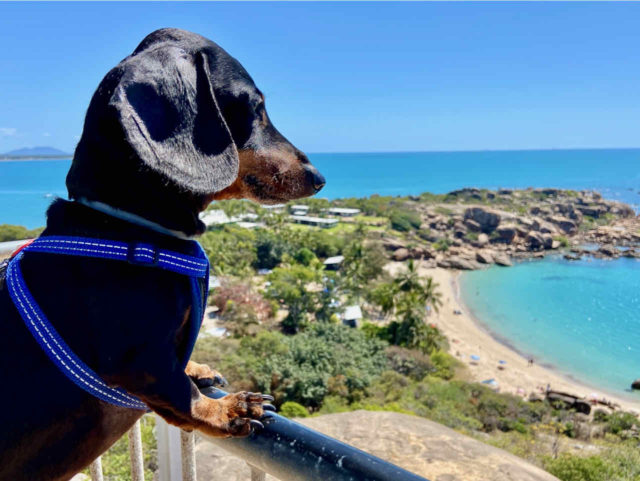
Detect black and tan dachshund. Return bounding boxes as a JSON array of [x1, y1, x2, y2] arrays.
[[0, 28, 324, 481]]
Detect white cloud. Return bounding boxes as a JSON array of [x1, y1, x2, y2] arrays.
[[0, 127, 17, 137], [43, 132, 51, 137]]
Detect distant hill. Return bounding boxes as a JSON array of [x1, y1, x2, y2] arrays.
[[2, 146, 71, 158]]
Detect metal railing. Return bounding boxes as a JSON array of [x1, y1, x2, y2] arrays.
[[87, 386, 429, 481]]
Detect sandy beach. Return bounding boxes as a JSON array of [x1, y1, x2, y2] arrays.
[[387, 261, 640, 413]]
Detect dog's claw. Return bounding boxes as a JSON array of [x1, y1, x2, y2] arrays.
[[260, 412, 276, 424], [263, 403, 276, 412], [261, 394, 274, 402], [250, 419, 264, 431]]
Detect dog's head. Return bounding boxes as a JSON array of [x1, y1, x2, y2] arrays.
[[67, 28, 324, 233]]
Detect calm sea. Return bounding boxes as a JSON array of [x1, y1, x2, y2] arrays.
[[461, 257, 640, 399], [1, 148, 639, 228], [2, 149, 639, 398]]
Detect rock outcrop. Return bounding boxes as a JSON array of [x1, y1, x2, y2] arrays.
[[476, 250, 494, 264], [398, 188, 639, 270], [496, 224, 517, 243], [464, 207, 501, 233], [493, 252, 513, 266], [195, 411, 561, 481]]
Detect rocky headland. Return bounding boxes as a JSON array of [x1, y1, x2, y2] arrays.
[[377, 188, 640, 270]]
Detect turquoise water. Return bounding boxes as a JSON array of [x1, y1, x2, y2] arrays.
[[1, 148, 640, 228], [461, 257, 640, 398], [2, 149, 640, 397], [0, 158, 70, 228]]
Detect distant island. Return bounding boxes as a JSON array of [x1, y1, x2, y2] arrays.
[[0, 146, 71, 160]]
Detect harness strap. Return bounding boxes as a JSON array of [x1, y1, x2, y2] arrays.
[[24, 236, 208, 278], [5, 236, 210, 411]]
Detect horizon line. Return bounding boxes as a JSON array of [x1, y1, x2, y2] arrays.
[[4, 145, 640, 158], [306, 146, 640, 155]]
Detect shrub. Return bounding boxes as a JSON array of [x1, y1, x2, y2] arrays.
[[606, 411, 638, 435], [433, 238, 451, 252], [280, 401, 309, 418], [464, 232, 479, 242], [293, 247, 317, 266], [254, 229, 292, 269], [554, 235, 570, 248], [224, 324, 389, 409], [417, 228, 435, 242], [200, 226, 257, 276], [0, 224, 43, 242], [386, 346, 434, 381], [544, 454, 612, 481], [429, 350, 459, 380], [390, 209, 421, 232], [212, 278, 272, 323]]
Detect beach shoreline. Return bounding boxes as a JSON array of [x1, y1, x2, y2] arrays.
[[387, 262, 640, 413]]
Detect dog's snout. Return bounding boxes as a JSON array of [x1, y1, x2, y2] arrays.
[[305, 164, 326, 193]]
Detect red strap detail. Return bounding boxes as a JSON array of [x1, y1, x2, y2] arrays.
[[10, 239, 35, 258]]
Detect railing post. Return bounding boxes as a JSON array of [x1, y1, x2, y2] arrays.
[[156, 415, 184, 481], [128, 420, 145, 481], [180, 430, 197, 481], [249, 464, 267, 481], [89, 456, 104, 481]]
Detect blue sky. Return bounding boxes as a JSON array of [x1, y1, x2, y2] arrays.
[[1, 2, 639, 154]]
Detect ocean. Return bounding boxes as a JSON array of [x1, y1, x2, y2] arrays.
[[461, 257, 640, 399], [1, 148, 639, 228], [1, 148, 639, 399]]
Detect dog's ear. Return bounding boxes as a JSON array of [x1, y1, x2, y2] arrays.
[[109, 49, 239, 194]]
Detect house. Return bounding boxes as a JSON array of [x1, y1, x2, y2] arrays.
[[208, 276, 221, 290], [325, 207, 361, 217], [235, 221, 261, 229], [289, 215, 338, 228], [290, 204, 310, 215], [260, 204, 286, 213], [323, 255, 345, 270], [341, 305, 363, 328], [200, 209, 233, 227]]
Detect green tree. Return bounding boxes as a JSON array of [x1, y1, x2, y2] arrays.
[[0, 224, 44, 242], [200, 226, 257, 276], [265, 262, 324, 333], [340, 240, 386, 301], [368, 260, 443, 353]]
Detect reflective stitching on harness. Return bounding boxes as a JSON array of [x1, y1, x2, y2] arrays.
[[159, 252, 208, 267], [26, 237, 208, 277], [6, 236, 210, 411]]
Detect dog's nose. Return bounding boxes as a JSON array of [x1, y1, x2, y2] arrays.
[[305, 165, 326, 193], [313, 172, 326, 193]]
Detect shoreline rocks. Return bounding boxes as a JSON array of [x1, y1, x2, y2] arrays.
[[383, 188, 640, 271]]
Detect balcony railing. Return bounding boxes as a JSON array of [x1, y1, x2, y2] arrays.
[[85, 386, 429, 481]]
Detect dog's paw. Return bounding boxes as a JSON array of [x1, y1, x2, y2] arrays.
[[185, 360, 228, 388], [219, 391, 274, 437]]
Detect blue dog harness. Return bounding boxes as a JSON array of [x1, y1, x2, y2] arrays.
[[5, 236, 209, 410]]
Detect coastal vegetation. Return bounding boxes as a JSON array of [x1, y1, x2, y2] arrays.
[[191, 190, 640, 481], [0, 224, 43, 242], [5, 188, 639, 480]]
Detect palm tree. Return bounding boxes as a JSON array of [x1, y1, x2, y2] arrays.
[[369, 260, 444, 352], [393, 259, 422, 293]]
